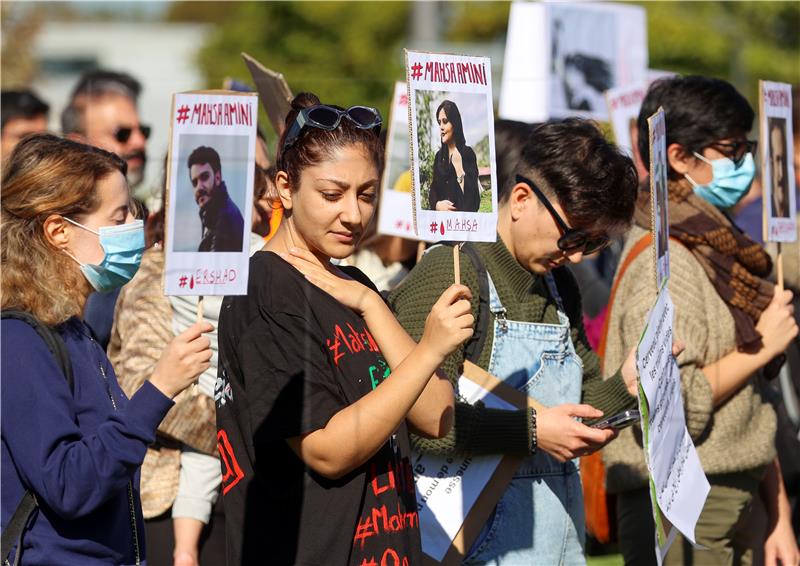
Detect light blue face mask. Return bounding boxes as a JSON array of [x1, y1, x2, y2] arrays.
[[685, 152, 756, 210], [64, 218, 145, 293]]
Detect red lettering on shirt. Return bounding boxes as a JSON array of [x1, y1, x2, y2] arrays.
[[217, 429, 245, 495]]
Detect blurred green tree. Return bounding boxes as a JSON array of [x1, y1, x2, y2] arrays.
[[168, 1, 411, 148]]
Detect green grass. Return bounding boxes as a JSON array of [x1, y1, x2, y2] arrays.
[[586, 554, 624, 566]]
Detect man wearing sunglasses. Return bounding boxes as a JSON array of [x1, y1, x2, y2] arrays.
[[62, 70, 149, 188], [188, 145, 244, 253], [390, 118, 640, 564]]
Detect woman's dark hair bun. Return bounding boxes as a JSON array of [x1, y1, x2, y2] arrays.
[[285, 92, 321, 127]]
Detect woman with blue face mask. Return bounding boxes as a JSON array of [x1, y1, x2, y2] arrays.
[[1, 134, 213, 565], [602, 77, 799, 565]]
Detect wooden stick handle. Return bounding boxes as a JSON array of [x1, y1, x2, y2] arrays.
[[776, 244, 784, 293], [416, 240, 426, 264], [197, 296, 205, 325], [453, 244, 461, 286]]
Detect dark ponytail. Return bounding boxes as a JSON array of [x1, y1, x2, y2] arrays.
[[275, 92, 383, 189]]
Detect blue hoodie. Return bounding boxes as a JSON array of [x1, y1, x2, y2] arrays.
[[1, 317, 173, 565]]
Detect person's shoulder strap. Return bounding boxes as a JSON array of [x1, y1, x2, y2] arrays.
[[460, 243, 491, 364], [596, 233, 652, 362], [1, 491, 37, 566], [1, 310, 73, 391]]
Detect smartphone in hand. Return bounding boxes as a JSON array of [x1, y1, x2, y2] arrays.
[[591, 409, 640, 430]]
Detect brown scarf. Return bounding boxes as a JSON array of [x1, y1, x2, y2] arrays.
[[633, 178, 773, 351]]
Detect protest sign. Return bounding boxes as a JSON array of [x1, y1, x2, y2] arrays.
[[415, 361, 544, 565], [648, 108, 670, 290], [405, 50, 498, 244], [636, 288, 710, 565], [500, 1, 647, 123], [377, 81, 419, 239], [606, 82, 647, 157], [760, 81, 797, 246], [163, 91, 257, 298], [242, 52, 293, 136]]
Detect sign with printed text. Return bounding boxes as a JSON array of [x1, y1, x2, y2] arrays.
[[377, 81, 422, 240], [606, 82, 647, 158], [164, 90, 257, 296], [500, 1, 647, 123], [636, 287, 710, 564], [405, 50, 498, 243], [760, 81, 797, 243], [648, 108, 670, 290]]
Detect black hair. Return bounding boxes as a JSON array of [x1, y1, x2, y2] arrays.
[[495, 119, 537, 203], [435, 100, 466, 148], [187, 146, 221, 174], [61, 69, 142, 135], [518, 118, 638, 231], [637, 76, 754, 173], [276, 92, 383, 188], [1, 90, 50, 133]]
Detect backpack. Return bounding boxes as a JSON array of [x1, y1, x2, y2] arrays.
[[1, 311, 73, 566]]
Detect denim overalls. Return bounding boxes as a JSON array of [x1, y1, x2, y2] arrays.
[[464, 271, 585, 565]]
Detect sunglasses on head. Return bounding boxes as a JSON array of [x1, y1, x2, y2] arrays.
[[281, 104, 382, 154], [114, 124, 151, 143], [516, 174, 611, 256], [708, 139, 757, 168]]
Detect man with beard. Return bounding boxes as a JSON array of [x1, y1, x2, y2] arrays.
[[769, 117, 791, 218], [188, 146, 244, 252], [62, 70, 149, 188]]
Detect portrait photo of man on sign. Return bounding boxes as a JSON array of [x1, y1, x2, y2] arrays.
[[188, 145, 245, 252], [768, 117, 791, 218], [172, 134, 249, 254]]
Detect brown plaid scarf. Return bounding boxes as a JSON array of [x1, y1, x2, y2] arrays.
[[633, 178, 773, 351]]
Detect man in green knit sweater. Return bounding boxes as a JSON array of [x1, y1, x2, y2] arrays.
[[389, 119, 640, 564]]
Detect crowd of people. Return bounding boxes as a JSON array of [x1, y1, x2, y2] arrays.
[[1, 65, 799, 566]]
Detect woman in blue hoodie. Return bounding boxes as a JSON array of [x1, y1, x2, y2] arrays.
[[1, 134, 213, 565]]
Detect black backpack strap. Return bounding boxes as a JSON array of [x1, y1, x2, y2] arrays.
[[1, 492, 37, 566], [1, 310, 73, 391], [460, 243, 491, 364], [1, 310, 73, 564]]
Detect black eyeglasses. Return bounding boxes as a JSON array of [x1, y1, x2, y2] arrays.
[[516, 175, 611, 256], [709, 139, 757, 168], [114, 124, 151, 143], [281, 104, 382, 154]]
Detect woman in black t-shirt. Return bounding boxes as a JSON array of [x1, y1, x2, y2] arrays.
[[428, 100, 481, 212], [216, 92, 474, 566]]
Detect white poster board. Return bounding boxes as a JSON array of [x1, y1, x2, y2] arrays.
[[405, 50, 498, 243], [649, 108, 670, 289], [413, 376, 515, 563], [606, 82, 648, 157], [760, 81, 797, 243], [164, 91, 257, 296], [499, 1, 647, 123], [377, 81, 420, 239], [636, 287, 710, 565]]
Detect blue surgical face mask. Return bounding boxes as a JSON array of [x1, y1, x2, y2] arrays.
[[684, 152, 756, 210], [64, 218, 145, 293]]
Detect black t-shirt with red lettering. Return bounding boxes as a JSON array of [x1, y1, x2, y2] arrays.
[[216, 251, 421, 566]]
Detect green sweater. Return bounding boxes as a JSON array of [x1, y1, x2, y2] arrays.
[[388, 239, 636, 457]]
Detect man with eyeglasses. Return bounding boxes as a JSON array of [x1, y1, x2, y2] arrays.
[[188, 145, 244, 253], [389, 118, 641, 564], [62, 70, 150, 188]]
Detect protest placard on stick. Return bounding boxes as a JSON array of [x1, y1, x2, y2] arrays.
[[760, 81, 797, 290], [241, 52, 293, 137], [163, 90, 258, 314], [377, 81, 421, 240], [648, 107, 670, 290], [632, 108, 710, 565], [500, 1, 647, 123]]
